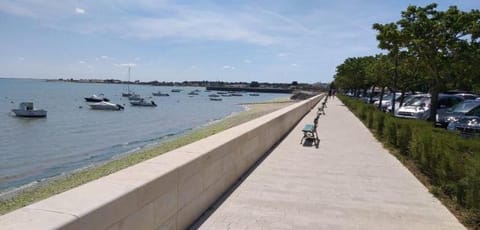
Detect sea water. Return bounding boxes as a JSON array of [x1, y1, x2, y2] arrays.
[[0, 78, 287, 193]]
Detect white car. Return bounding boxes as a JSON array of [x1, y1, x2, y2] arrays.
[[395, 95, 431, 119], [373, 93, 402, 111]]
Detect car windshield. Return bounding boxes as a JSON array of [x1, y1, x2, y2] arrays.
[[405, 96, 430, 106], [450, 101, 480, 113]]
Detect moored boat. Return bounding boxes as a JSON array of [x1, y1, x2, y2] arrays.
[[128, 93, 142, 101], [152, 91, 169, 96], [89, 101, 124, 110], [122, 66, 133, 97], [12, 102, 47, 118], [209, 98, 222, 101], [130, 99, 157, 107], [85, 94, 109, 102]]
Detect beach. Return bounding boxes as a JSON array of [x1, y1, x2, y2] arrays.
[[0, 99, 295, 215]]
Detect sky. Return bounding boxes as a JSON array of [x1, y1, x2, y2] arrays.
[[0, 1, 478, 83]]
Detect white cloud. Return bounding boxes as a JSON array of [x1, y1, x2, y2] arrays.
[[134, 57, 141, 61], [243, 59, 252, 64], [78, 60, 86, 64], [116, 63, 137, 67], [277, 52, 290, 57], [75, 7, 85, 14], [18, 57, 25, 61], [101, 55, 109, 59], [223, 65, 235, 70], [291, 63, 298, 67]]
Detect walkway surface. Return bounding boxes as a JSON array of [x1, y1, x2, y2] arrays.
[[192, 97, 464, 229]]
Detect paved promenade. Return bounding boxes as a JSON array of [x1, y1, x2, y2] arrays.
[[192, 97, 464, 229]]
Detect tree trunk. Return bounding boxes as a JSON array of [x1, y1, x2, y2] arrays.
[[399, 91, 406, 107], [429, 87, 440, 121], [369, 85, 375, 104], [378, 87, 385, 109], [391, 56, 398, 115]]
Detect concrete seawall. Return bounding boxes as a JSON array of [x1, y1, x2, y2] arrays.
[[0, 95, 322, 230]]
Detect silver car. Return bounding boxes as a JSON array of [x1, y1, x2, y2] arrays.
[[396, 94, 463, 120]]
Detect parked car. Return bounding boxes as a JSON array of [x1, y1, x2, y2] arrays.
[[360, 92, 381, 104], [396, 94, 463, 120], [395, 95, 432, 119], [454, 93, 478, 100], [386, 94, 426, 114], [447, 116, 480, 138], [373, 93, 402, 111], [436, 100, 480, 127]]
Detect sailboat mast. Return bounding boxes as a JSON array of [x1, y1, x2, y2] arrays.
[[127, 66, 131, 93]]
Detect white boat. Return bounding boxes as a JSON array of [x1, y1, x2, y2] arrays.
[[89, 101, 124, 110], [12, 102, 47, 117], [152, 91, 169, 96], [122, 66, 133, 97], [84, 94, 109, 102], [128, 93, 142, 101], [130, 99, 157, 107]]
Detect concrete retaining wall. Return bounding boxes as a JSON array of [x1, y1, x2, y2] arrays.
[[0, 95, 322, 230]]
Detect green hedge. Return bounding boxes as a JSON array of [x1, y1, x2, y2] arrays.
[[339, 95, 480, 215]]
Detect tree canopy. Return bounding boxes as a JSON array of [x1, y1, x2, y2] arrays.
[[334, 3, 480, 120]]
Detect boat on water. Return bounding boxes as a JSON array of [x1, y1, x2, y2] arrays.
[[131, 99, 157, 107], [188, 91, 199, 96], [152, 91, 169, 96], [122, 66, 133, 97], [230, 93, 243, 96], [249, 93, 260, 96], [89, 101, 124, 110], [122, 92, 133, 97], [128, 93, 142, 101], [85, 94, 110, 102], [171, 89, 182, 93], [11, 102, 47, 118], [208, 94, 220, 97], [210, 98, 222, 101]]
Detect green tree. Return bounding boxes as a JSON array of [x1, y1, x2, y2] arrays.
[[334, 56, 375, 96], [374, 3, 480, 120]]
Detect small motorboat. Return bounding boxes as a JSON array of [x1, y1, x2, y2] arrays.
[[230, 93, 243, 96], [122, 92, 133, 97], [210, 98, 222, 101], [89, 101, 124, 110], [249, 93, 260, 96], [208, 94, 220, 98], [188, 91, 199, 96], [85, 94, 110, 102], [128, 93, 142, 101], [152, 91, 169, 96], [12, 102, 47, 118], [171, 89, 182, 93], [130, 99, 157, 107]]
